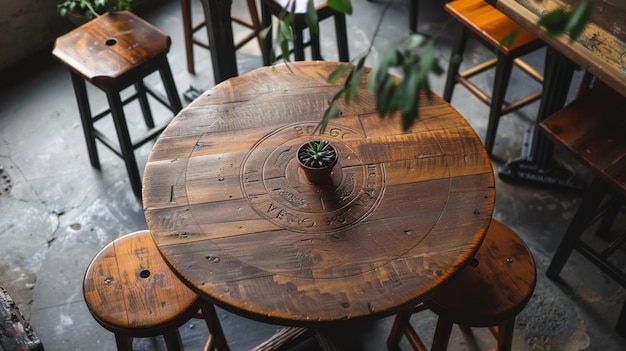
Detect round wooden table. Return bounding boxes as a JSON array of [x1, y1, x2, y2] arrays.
[[143, 62, 495, 330]]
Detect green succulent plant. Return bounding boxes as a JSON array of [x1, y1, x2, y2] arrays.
[[298, 140, 337, 168]]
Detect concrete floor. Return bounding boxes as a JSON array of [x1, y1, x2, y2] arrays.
[[1, 0, 626, 350]]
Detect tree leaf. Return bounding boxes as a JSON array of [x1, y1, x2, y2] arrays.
[[304, 0, 319, 35], [566, 0, 591, 40], [328, 0, 353, 15]]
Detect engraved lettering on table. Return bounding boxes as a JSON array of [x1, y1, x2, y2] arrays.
[[293, 125, 355, 139], [268, 203, 316, 228], [241, 122, 385, 233]]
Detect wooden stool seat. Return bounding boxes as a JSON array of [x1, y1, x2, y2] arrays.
[[443, 0, 544, 156], [542, 82, 626, 337], [52, 11, 182, 198], [387, 220, 536, 351], [83, 230, 230, 350], [261, 0, 349, 64]]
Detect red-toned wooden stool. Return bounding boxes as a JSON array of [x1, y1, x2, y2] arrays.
[[387, 220, 536, 351], [83, 231, 230, 351], [180, 0, 263, 74], [443, 0, 544, 156], [52, 11, 182, 198]]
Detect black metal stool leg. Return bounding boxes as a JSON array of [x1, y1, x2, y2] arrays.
[[484, 51, 514, 155], [70, 72, 101, 170], [293, 22, 306, 61], [135, 80, 155, 129], [157, 57, 183, 114], [334, 13, 349, 62], [261, 2, 273, 65], [106, 91, 143, 198], [547, 176, 608, 278], [443, 25, 467, 102]]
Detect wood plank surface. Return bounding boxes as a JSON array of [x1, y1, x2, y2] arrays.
[[142, 61, 495, 327], [496, 0, 626, 97]]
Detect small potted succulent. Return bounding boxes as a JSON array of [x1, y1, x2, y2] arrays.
[[296, 140, 338, 185]]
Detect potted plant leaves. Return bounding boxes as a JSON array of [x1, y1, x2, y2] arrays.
[[57, 0, 132, 25], [296, 140, 338, 185]]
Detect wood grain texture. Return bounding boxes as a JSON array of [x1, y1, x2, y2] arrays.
[[540, 82, 626, 197], [445, 0, 540, 55], [496, 0, 626, 97], [426, 220, 537, 327], [83, 231, 200, 336], [143, 61, 495, 327], [52, 11, 171, 87]]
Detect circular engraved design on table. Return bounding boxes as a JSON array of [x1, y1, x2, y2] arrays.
[[241, 122, 385, 233]]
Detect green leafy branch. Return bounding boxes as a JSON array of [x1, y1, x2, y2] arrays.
[[57, 0, 132, 19], [270, 0, 595, 134]]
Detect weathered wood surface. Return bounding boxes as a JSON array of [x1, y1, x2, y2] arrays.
[[83, 231, 199, 333], [142, 61, 495, 327], [52, 11, 170, 87], [540, 82, 626, 197], [496, 0, 626, 97]]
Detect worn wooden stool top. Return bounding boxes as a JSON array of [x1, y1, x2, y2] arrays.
[[83, 230, 200, 336], [142, 61, 495, 327], [540, 82, 626, 196], [52, 11, 171, 88], [445, 0, 539, 55], [427, 220, 537, 327]]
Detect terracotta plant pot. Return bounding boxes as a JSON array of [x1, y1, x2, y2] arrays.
[[296, 140, 338, 186]]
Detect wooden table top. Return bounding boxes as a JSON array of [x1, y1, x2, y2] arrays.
[[142, 61, 495, 327], [495, 0, 626, 97]]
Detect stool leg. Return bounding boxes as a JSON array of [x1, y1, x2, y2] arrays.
[[310, 24, 323, 60], [199, 301, 231, 351], [163, 329, 184, 351], [409, 0, 419, 33], [496, 319, 515, 351], [114, 334, 133, 351], [617, 301, 626, 338], [431, 317, 453, 351], [181, 0, 196, 74], [157, 57, 183, 114], [70, 72, 100, 170], [135, 80, 155, 129], [484, 52, 514, 156], [293, 22, 306, 61], [261, 2, 273, 65], [547, 176, 607, 279], [106, 91, 143, 198], [246, 0, 264, 53], [443, 25, 467, 102], [387, 308, 413, 350], [334, 13, 349, 62]]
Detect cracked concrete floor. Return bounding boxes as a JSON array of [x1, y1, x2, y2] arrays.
[[1, 0, 626, 350]]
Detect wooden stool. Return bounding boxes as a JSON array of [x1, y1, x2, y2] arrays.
[[83, 230, 230, 351], [181, 0, 263, 74], [261, 0, 349, 64], [387, 220, 536, 351], [542, 82, 626, 337], [443, 0, 544, 156], [52, 11, 182, 198]]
